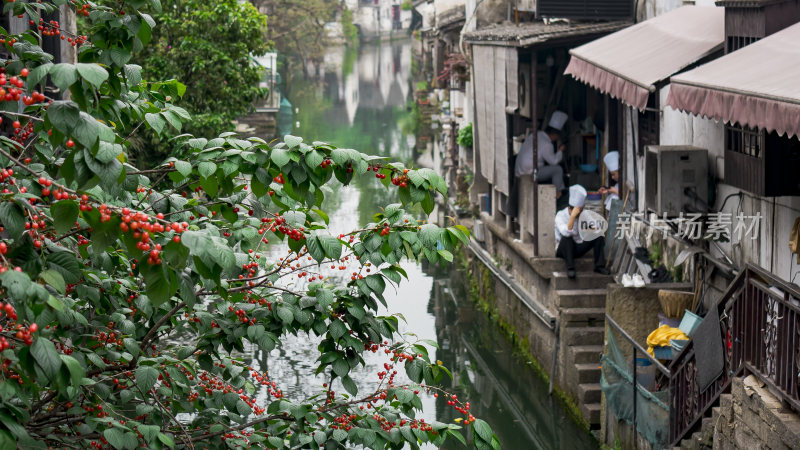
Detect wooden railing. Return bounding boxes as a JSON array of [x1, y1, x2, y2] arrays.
[[668, 264, 800, 446]]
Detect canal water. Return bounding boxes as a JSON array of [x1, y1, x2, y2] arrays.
[[246, 41, 597, 450]]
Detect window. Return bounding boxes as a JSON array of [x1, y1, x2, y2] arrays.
[[726, 124, 763, 158]]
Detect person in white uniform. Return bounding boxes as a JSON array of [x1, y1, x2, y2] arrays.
[[535, 110, 568, 199], [599, 151, 620, 211], [555, 185, 609, 278]]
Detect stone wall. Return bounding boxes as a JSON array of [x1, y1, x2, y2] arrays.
[[713, 376, 800, 450]]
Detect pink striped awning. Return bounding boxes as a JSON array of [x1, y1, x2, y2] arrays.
[[564, 6, 724, 110], [667, 21, 800, 138]]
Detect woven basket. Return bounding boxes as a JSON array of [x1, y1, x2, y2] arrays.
[[658, 289, 694, 318]]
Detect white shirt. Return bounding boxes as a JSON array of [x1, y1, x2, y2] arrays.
[[515, 133, 534, 177], [537, 130, 562, 168], [604, 183, 620, 211], [554, 206, 582, 247]]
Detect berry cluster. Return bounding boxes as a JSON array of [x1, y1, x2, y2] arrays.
[[0, 302, 37, 349], [270, 215, 304, 241]]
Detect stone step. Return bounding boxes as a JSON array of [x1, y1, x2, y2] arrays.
[[561, 307, 605, 327], [711, 406, 720, 424], [578, 383, 602, 404], [556, 289, 607, 308], [570, 345, 604, 364], [575, 363, 601, 384], [553, 271, 613, 290], [580, 402, 601, 425], [531, 257, 595, 279], [562, 326, 605, 347]]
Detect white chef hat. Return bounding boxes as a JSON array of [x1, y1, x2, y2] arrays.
[[548, 110, 568, 131], [603, 151, 620, 172], [569, 185, 587, 208]]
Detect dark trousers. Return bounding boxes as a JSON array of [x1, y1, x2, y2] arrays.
[[556, 236, 606, 270]]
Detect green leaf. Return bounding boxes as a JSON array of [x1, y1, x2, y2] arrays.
[[277, 306, 293, 323], [73, 112, 100, 148], [341, 374, 358, 396], [96, 142, 121, 164], [104, 428, 138, 450], [40, 269, 66, 294], [60, 355, 84, 387], [332, 358, 349, 378], [0, 201, 24, 238], [437, 249, 454, 262], [123, 64, 142, 86], [198, 161, 216, 179], [305, 150, 323, 168], [284, 135, 302, 148], [405, 358, 424, 383], [145, 112, 165, 134], [329, 320, 347, 340], [27, 62, 52, 87], [271, 148, 290, 167], [49, 63, 77, 91], [137, 424, 160, 444], [31, 337, 61, 380], [0, 270, 31, 300], [174, 160, 191, 177], [158, 433, 175, 448], [306, 236, 325, 262], [447, 429, 467, 446], [136, 366, 158, 393], [318, 235, 342, 260], [46, 251, 81, 284], [47, 100, 80, 133], [141, 263, 173, 307], [418, 224, 441, 248], [51, 200, 79, 235], [472, 419, 493, 442], [76, 63, 108, 88]]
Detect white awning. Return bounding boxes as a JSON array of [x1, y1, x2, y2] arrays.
[[564, 6, 724, 110], [667, 21, 800, 138]]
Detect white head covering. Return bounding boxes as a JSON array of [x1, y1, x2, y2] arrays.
[[603, 151, 620, 172], [569, 185, 587, 208], [548, 110, 568, 131]]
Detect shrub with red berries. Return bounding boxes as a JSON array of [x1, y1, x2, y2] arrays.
[[0, 1, 497, 449]]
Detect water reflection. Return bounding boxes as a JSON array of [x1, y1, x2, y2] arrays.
[[239, 40, 596, 449]]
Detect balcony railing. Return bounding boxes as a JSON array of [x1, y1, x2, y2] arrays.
[[668, 264, 800, 446]]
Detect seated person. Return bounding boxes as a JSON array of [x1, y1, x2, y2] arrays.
[[536, 110, 568, 199], [555, 185, 610, 278], [599, 151, 620, 211]]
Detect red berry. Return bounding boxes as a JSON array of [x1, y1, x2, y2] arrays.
[[66, 139, 74, 148]]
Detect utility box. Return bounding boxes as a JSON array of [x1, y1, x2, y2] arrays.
[[644, 146, 708, 216]]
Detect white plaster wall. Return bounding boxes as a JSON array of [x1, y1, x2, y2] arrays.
[[711, 185, 800, 284], [630, 88, 800, 285]]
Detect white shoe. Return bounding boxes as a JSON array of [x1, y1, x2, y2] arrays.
[[632, 274, 645, 288], [621, 274, 633, 287]]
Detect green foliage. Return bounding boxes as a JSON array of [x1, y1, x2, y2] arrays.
[[402, 0, 414, 11], [0, 1, 495, 448], [130, 0, 269, 163], [341, 7, 359, 46], [457, 123, 473, 148]]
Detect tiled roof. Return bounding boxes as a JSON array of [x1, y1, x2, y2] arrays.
[[464, 20, 631, 46]]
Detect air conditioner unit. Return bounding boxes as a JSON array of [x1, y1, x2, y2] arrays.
[[518, 63, 531, 118], [644, 146, 708, 216]]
